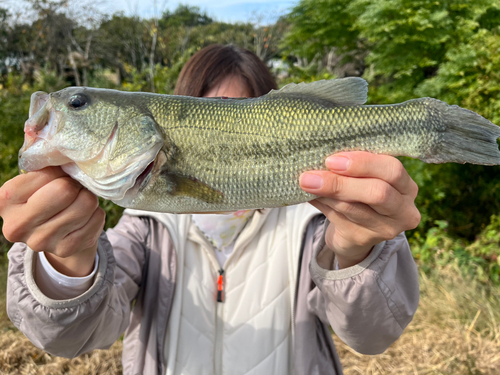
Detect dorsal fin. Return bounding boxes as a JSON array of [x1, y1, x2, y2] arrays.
[[267, 77, 368, 105]]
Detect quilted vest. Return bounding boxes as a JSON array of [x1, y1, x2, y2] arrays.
[[134, 205, 320, 375]]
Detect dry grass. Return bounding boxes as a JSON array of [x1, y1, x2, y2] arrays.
[[334, 269, 500, 374], [0, 331, 122, 375], [0, 266, 499, 374]]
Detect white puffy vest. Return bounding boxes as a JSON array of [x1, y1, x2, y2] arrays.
[[130, 205, 320, 375]]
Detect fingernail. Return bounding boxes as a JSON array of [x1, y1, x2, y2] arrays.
[[300, 173, 323, 189], [326, 156, 350, 171]]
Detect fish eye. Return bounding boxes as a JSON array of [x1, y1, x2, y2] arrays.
[[68, 94, 89, 110]]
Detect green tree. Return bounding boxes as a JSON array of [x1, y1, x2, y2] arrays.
[[283, 0, 500, 239], [350, 0, 495, 103], [160, 5, 213, 28], [95, 14, 149, 76], [350, 1, 500, 239], [416, 17, 500, 123], [0, 8, 10, 74], [281, 0, 359, 63]]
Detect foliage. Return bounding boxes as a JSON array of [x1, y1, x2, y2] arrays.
[[416, 27, 500, 124], [369, 1, 500, 240], [281, 0, 359, 63], [284, 0, 500, 240], [95, 14, 150, 75], [411, 215, 500, 285], [402, 157, 500, 240], [0, 0, 499, 271], [0, 3, 286, 92], [160, 5, 213, 28], [282, 0, 500, 98], [345, 0, 494, 103], [0, 80, 32, 186], [278, 68, 336, 86]]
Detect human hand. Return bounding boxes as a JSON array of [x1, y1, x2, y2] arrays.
[[0, 167, 105, 277], [299, 151, 420, 269]]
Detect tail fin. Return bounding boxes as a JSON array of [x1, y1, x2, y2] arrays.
[[424, 100, 500, 165]]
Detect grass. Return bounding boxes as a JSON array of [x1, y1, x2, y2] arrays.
[[0, 263, 498, 374], [0, 332, 123, 375], [0, 260, 8, 331], [334, 269, 500, 374]]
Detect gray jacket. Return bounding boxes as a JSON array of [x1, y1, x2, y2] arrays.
[[7, 211, 419, 375]]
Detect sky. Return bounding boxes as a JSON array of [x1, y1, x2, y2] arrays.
[[2, 0, 297, 27], [100, 0, 297, 23]]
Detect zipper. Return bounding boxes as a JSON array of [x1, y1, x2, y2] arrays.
[[215, 269, 225, 371], [215, 286, 224, 374], [189, 211, 268, 374], [217, 269, 224, 302]]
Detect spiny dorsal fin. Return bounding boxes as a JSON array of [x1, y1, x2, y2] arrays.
[[267, 77, 368, 105]]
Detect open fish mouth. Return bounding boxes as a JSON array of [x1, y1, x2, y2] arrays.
[[18, 91, 163, 201], [19, 92, 72, 172]]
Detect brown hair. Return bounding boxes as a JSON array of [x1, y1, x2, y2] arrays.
[[174, 44, 278, 98]]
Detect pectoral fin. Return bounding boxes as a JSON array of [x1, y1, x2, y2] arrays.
[[166, 173, 224, 204]]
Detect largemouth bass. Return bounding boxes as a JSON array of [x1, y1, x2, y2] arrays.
[[18, 77, 500, 213]]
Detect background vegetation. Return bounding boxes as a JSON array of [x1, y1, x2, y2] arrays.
[[0, 0, 499, 373]]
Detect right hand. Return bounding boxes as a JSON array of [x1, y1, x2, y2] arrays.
[[0, 167, 105, 277]]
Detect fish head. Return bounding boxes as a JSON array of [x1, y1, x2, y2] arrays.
[[19, 87, 164, 201]]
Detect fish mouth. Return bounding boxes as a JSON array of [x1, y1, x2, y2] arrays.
[[21, 92, 52, 152], [19, 92, 72, 173]]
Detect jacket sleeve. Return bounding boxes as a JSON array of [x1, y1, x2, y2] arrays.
[[6, 214, 151, 358], [307, 218, 419, 355]]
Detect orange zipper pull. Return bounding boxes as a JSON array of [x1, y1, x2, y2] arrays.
[[217, 269, 224, 302]]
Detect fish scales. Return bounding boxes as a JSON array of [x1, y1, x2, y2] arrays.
[[129, 96, 440, 212], [18, 78, 500, 213]]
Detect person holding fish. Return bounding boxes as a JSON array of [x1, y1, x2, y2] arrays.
[[2, 44, 431, 374]]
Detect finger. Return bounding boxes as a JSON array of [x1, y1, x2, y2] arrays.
[[45, 188, 99, 238], [316, 197, 407, 239], [25, 177, 83, 225], [301, 171, 404, 216], [2, 177, 83, 242], [312, 200, 378, 251], [28, 189, 99, 252], [317, 197, 382, 227], [1, 166, 69, 205], [308, 199, 330, 217], [325, 152, 418, 197], [57, 207, 106, 258]]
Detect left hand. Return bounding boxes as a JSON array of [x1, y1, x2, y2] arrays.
[[299, 151, 420, 269]]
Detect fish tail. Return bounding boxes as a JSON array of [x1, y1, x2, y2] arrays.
[[424, 99, 500, 165]]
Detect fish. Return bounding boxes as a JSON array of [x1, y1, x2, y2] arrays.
[[18, 77, 500, 213]]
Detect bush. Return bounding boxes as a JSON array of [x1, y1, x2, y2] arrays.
[[411, 215, 500, 285], [402, 157, 500, 241]]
